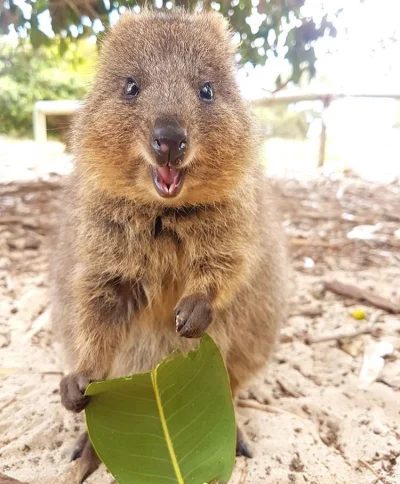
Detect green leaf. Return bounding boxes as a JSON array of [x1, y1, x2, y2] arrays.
[[58, 37, 68, 57], [30, 14, 51, 48], [85, 333, 236, 484]]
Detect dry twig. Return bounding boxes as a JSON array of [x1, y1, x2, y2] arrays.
[[324, 281, 400, 313], [276, 377, 304, 398], [290, 305, 323, 318], [237, 399, 282, 413], [0, 397, 16, 413], [237, 399, 304, 419], [307, 326, 372, 345], [358, 459, 386, 483], [306, 310, 383, 344], [238, 458, 248, 484], [0, 180, 62, 196], [290, 238, 347, 249]]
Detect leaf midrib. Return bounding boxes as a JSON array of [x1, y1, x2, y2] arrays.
[[151, 365, 184, 484]]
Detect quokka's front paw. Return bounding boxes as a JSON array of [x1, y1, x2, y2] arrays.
[[175, 294, 213, 338], [60, 373, 91, 413]]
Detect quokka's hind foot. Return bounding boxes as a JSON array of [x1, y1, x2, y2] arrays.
[[70, 431, 101, 484]]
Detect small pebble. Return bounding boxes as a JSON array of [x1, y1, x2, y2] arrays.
[[371, 420, 387, 435], [359, 416, 370, 425]]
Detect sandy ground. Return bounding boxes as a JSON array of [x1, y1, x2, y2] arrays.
[[0, 145, 399, 483]]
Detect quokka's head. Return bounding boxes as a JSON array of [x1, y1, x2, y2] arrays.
[[73, 9, 256, 206]]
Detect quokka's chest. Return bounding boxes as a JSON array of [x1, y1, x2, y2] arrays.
[[101, 210, 212, 288]]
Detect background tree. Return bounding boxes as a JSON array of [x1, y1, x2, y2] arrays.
[[1, 0, 338, 87]]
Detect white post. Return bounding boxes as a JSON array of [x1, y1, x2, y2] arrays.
[[33, 104, 47, 143]]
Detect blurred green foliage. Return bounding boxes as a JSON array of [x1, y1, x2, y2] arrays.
[[0, 40, 95, 136], [254, 105, 311, 139], [0, 0, 337, 138], [0, 38, 316, 138], [1, 0, 338, 87]]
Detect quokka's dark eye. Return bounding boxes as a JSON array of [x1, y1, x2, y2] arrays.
[[199, 82, 214, 102], [125, 78, 140, 98]]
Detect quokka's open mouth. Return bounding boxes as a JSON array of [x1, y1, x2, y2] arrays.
[[152, 164, 185, 198]]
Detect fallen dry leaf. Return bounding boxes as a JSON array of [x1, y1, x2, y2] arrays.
[[359, 341, 394, 388], [340, 338, 364, 357]]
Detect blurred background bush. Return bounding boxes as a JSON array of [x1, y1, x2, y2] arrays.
[[0, 0, 337, 138], [0, 39, 95, 138]]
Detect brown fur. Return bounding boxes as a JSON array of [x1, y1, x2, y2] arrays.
[[51, 8, 287, 470]]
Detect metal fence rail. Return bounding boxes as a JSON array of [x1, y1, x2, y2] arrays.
[[33, 93, 400, 166], [253, 93, 400, 167]]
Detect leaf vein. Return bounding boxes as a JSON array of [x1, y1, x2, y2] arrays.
[[171, 399, 214, 441], [94, 403, 159, 419], [162, 355, 207, 408], [183, 442, 225, 481]]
